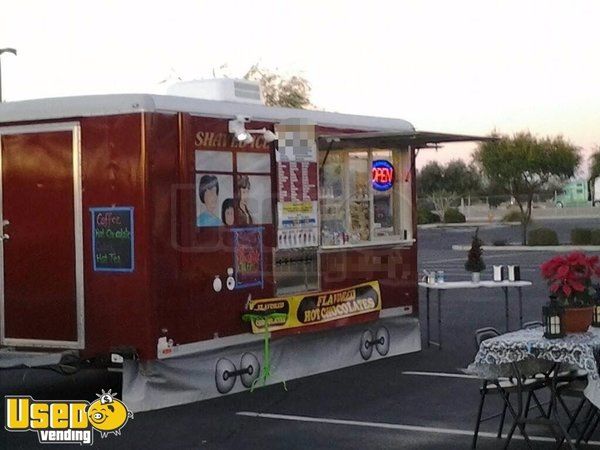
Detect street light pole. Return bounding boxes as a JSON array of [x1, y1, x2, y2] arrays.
[[0, 48, 17, 102]]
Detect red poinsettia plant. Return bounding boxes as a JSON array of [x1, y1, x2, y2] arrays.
[[540, 252, 600, 307]]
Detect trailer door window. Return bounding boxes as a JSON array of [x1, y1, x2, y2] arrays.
[[320, 148, 412, 247]]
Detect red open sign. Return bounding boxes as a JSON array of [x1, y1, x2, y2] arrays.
[[371, 160, 394, 191]]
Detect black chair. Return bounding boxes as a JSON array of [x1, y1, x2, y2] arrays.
[[522, 321, 543, 329], [471, 327, 546, 449], [577, 404, 600, 446]]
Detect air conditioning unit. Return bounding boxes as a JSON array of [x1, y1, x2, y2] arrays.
[[166, 78, 264, 105]]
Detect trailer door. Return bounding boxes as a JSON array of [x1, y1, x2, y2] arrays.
[[0, 123, 84, 349]]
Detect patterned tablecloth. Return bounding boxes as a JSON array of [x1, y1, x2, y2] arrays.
[[466, 326, 600, 408]]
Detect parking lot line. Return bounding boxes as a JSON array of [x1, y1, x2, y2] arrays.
[[401, 371, 477, 379], [236, 411, 599, 445]]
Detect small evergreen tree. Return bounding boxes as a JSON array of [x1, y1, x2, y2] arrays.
[[465, 228, 486, 272]]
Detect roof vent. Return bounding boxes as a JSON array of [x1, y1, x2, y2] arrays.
[[166, 79, 264, 105]]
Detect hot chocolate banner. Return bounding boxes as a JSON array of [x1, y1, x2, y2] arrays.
[[246, 281, 381, 333]]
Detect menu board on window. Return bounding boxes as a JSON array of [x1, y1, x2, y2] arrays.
[[275, 123, 319, 248]]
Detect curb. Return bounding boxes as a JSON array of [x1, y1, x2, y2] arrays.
[[418, 222, 499, 229], [452, 245, 600, 252]]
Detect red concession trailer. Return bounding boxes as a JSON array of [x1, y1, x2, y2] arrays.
[[0, 81, 486, 410]]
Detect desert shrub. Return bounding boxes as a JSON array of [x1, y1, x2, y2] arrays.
[[591, 229, 600, 245], [443, 208, 466, 223], [502, 210, 526, 223], [418, 208, 440, 225], [571, 228, 592, 245], [528, 227, 559, 246]]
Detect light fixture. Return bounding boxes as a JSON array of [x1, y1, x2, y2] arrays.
[[261, 129, 278, 143], [228, 116, 253, 144], [228, 115, 278, 144], [543, 301, 564, 339], [593, 286, 600, 328]]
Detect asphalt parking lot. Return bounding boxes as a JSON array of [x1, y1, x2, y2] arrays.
[[3, 218, 600, 449]]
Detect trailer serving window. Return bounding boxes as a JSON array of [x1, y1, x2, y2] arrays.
[[319, 147, 412, 248]]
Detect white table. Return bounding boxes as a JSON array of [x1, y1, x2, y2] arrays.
[[418, 280, 533, 349]]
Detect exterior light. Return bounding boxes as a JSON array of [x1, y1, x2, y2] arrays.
[[228, 115, 278, 144], [0, 47, 18, 103], [228, 118, 253, 143], [592, 285, 600, 328], [543, 301, 564, 339]]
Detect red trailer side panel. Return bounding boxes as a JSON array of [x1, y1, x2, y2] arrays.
[[80, 115, 155, 359], [152, 114, 277, 346]]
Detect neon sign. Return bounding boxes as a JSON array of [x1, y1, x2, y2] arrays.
[[371, 160, 394, 191]]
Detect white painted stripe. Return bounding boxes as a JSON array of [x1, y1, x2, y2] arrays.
[[401, 371, 478, 379], [236, 411, 600, 445]]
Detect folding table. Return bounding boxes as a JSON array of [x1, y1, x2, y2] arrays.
[[419, 280, 532, 349]]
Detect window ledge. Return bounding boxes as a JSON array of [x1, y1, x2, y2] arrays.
[[320, 239, 415, 252]]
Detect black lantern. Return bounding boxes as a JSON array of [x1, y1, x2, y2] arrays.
[[543, 302, 565, 339], [592, 285, 600, 328]]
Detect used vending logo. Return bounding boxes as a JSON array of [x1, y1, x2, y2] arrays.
[[4, 389, 133, 445]]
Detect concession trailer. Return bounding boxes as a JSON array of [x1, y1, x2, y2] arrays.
[[0, 79, 486, 411]]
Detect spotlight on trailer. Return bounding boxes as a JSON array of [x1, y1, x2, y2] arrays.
[[228, 116, 278, 144], [262, 129, 278, 143], [228, 116, 253, 144]]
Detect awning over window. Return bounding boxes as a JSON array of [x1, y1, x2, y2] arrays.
[[317, 131, 495, 150]]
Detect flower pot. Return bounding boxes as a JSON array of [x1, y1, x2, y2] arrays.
[[471, 272, 480, 283], [561, 307, 593, 333]]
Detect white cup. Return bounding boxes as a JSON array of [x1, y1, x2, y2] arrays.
[[493, 265, 504, 282]]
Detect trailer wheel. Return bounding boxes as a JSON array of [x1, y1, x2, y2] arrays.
[[555, 202, 564, 208], [215, 358, 237, 394], [594, 201, 600, 207], [375, 327, 390, 356], [240, 352, 260, 388], [360, 330, 374, 360]]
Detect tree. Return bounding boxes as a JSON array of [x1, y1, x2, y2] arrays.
[[417, 162, 445, 197], [429, 189, 457, 221], [243, 64, 311, 109], [417, 160, 482, 197], [473, 132, 580, 244], [465, 228, 486, 273], [443, 160, 483, 196], [590, 146, 600, 180]]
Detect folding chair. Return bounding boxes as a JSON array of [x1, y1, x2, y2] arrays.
[[471, 327, 546, 449], [522, 321, 543, 329]]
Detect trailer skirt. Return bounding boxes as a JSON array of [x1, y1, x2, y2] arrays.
[[123, 316, 420, 412]]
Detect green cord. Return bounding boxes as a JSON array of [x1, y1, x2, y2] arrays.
[[242, 312, 288, 391]]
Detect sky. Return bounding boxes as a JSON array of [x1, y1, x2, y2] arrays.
[[1, 0, 600, 172]]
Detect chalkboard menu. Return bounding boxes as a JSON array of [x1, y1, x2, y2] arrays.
[[90, 207, 134, 272]]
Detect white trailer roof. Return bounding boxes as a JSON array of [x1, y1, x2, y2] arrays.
[[0, 94, 415, 133]]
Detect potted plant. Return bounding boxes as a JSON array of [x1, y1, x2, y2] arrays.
[[465, 227, 486, 283], [540, 252, 600, 333]]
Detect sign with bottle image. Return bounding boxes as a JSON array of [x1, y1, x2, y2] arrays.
[[232, 227, 264, 289]]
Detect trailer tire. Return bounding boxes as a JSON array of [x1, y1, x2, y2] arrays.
[[360, 330, 374, 360], [375, 327, 390, 356], [240, 352, 260, 388], [215, 358, 237, 394], [555, 202, 564, 208]]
